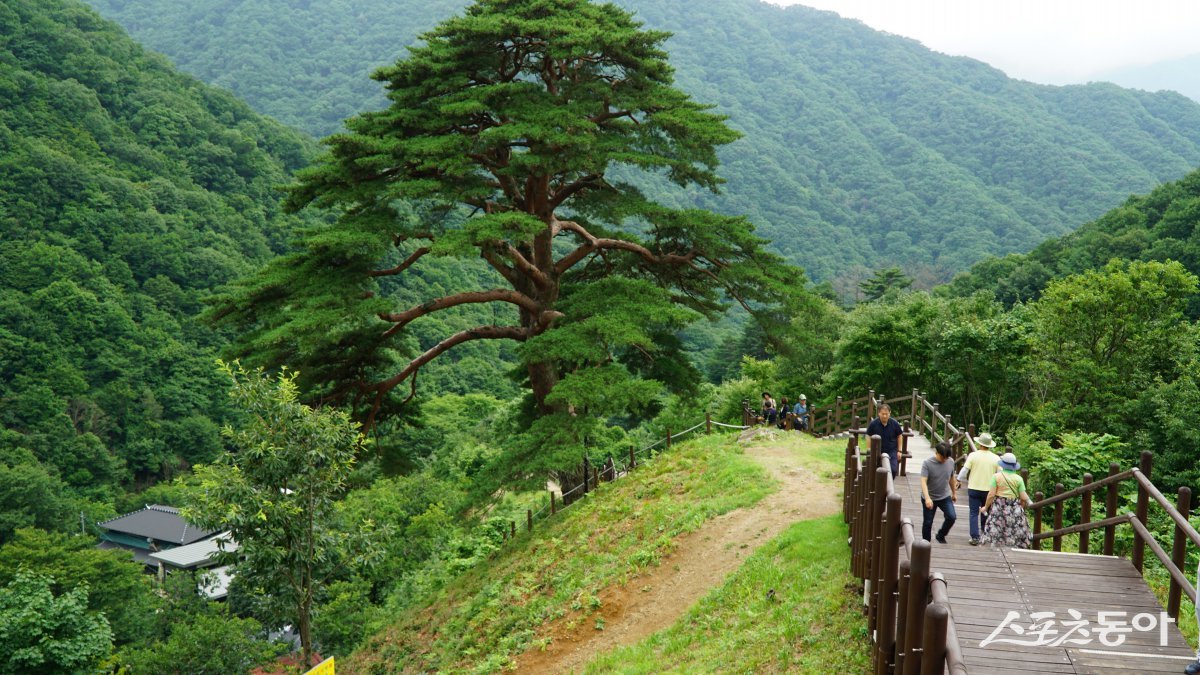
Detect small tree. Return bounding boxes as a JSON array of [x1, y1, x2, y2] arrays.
[[184, 362, 365, 668], [0, 570, 113, 673], [859, 266, 913, 301]]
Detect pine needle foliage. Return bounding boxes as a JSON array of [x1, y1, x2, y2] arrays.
[[210, 0, 803, 464]]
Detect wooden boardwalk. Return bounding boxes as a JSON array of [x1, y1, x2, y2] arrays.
[[894, 434, 1196, 673]]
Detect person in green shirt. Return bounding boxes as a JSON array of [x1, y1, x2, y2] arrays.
[[958, 432, 1000, 546], [980, 452, 1032, 548]]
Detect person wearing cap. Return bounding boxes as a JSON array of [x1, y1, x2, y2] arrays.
[[920, 440, 957, 544], [980, 452, 1032, 548], [958, 432, 1000, 546], [792, 395, 808, 431]]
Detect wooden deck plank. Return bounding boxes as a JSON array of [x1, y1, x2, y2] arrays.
[[871, 432, 1199, 673]]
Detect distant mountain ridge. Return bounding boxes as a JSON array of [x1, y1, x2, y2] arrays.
[[1098, 53, 1200, 105], [82, 0, 1200, 289]]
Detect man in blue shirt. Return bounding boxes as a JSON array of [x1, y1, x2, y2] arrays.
[[866, 403, 903, 476], [792, 395, 808, 431]]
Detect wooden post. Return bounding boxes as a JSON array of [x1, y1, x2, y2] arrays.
[[1167, 486, 1193, 619], [1133, 451, 1153, 573], [550, 491, 557, 515], [895, 559, 912, 675], [1080, 473, 1093, 554], [850, 401, 859, 430], [868, 466, 888, 634], [967, 423, 975, 439], [931, 403, 939, 441], [706, 412, 712, 434], [843, 440, 854, 523], [527, 509, 533, 532], [1168, 486, 1192, 619], [510, 521, 516, 539], [583, 456, 590, 493], [868, 389, 876, 419], [875, 494, 903, 675], [901, 541, 931, 675], [1032, 491, 1044, 551], [910, 388, 919, 427], [900, 421, 910, 476], [1053, 483, 1064, 552], [666, 427, 672, 450], [919, 602, 950, 675], [1104, 462, 1120, 555], [943, 414, 951, 448], [831, 396, 842, 435], [629, 446, 636, 471], [593, 466, 600, 487]]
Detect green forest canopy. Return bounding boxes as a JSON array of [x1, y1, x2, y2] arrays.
[[84, 0, 1200, 290], [0, 0, 317, 517]]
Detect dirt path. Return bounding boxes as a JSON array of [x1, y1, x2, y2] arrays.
[[512, 430, 843, 674]]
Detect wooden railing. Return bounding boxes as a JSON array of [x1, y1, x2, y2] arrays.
[[845, 433, 968, 674], [1028, 450, 1198, 621], [497, 413, 748, 545]]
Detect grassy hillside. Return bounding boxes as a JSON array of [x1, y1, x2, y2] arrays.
[[343, 432, 862, 673], [83, 0, 1200, 288]]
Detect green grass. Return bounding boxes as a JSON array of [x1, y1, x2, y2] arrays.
[[345, 432, 777, 674], [580, 515, 870, 674]]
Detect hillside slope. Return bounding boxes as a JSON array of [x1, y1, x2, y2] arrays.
[[83, 0, 1200, 286], [344, 431, 859, 672], [943, 166, 1200, 312], [0, 0, 317, 509]]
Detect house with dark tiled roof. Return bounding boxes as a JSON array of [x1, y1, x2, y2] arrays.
[[96, 504, 219, 566]]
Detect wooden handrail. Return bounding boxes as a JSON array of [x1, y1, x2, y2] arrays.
[[930, 576, 969, 675], [1133, 471, 1200, 549], [1029, 469, 1136, 509], [1033, 514, 1130, 541], [843, 431, 965, 674], [1127, 517, 1198, 604]]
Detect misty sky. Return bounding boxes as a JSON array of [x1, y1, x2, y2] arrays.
[[768, 0, 1200, 84]]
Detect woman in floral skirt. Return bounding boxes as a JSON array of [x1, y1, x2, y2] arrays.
[[980, 452, 1033, 548]]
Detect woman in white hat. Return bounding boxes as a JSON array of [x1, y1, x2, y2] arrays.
[[958, 432, 1000, 546], [980, 452, 1033, 548]]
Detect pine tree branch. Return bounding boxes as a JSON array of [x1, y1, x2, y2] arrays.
[[549, 173, 601, 210], [505, 243, 551, 288], [378, 289, 541, 337], [367, 247, 431, 277], [363, 324, 529, 429], [553, 219, 698, 274]]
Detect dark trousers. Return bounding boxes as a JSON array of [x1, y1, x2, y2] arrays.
[[968, 488, 989, 539], [886, 450, 898, 477], [922, 496, 957, 541]]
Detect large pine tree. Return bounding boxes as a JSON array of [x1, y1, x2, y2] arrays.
[[212, 0, 798, 447]]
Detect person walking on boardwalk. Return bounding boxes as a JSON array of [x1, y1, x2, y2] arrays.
[[980, 452, 1033, 548], [866, 403, 904, 477], [921, 441, 958, 543], [958, 432, 1000, 546]]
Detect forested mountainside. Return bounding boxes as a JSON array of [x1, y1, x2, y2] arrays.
[[943, 167, 1200, 312], [0, 0, 317, 523], [85, 0, 1200, 288]]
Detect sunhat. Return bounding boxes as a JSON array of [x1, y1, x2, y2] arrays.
[[974, 432, 997, 449], [998, 452, 1020, 471]]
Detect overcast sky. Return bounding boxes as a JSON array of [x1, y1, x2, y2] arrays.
[[767, 0, 1200, 84]]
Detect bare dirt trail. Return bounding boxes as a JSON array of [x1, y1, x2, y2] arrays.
[[512, 430, 843, 674]]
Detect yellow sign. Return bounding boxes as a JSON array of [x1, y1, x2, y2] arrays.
[[305, 656, 335, 675]]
